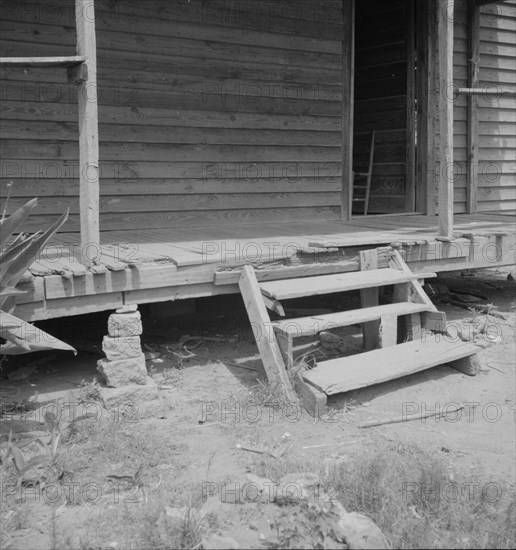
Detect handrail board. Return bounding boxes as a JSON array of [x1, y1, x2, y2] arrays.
[[0, 56, 85, 68]]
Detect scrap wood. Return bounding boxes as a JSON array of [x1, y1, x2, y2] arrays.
[[302, 441, 358, 449], [483, 364, 505, 373], [443, 298, 507, 319], [358, 403, 466, 429], [236, 442, 291, 459], [449, 288, 488, 300], [191, 352, 261, 372]]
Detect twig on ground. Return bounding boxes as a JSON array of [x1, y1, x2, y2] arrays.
[[359, 403, 466, 429], [236, 442, 280, 459], [484, 363, 506, 373], [302, 441, 358, 449]]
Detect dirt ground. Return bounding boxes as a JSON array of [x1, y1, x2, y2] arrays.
[[1, 267, 515, 549]]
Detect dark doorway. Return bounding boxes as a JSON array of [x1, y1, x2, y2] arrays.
[[352, 0, 417, 215]]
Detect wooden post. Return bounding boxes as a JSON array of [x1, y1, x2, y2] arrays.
[[467, 2, 480, 213], [437, 0, 455, 239], [74, 0, 100, 263], [341, 0, 355, 221], [238, 266, 298, 403], [359, 249, 379, 350]]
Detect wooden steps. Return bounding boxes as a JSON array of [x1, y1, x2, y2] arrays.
[[237, 247, 478, 414], [260, 268, 427, 300], [303, 339, 479, 395], [273, 302, 431, 338]]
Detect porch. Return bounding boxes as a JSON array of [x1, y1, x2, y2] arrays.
[[15, 212, 515, 322]]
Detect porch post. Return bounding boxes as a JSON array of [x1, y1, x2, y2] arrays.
[[74, 0, 100, 262], [341, 0, 355, 221], [437, 0, 454, 238]]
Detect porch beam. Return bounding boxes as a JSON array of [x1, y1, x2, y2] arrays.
[[74, 0, 100, 263], [467, 2, 480, 214], [437, 0, 454, 239], [341, 0, 355, 221]]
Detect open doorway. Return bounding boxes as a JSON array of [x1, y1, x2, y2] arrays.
[[352, 0, 417, 216]]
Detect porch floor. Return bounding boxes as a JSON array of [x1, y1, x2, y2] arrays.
[[16, 213, 516, 322], [45, 213, 515, 268]]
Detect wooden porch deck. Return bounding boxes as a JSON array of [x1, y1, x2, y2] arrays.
[[15, 213, 515, 322]]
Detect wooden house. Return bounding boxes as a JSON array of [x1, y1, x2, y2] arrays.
[[1, 0, 515, 323]]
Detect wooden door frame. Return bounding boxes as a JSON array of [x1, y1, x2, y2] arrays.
[[348, 0, 420, 218], [341, 0, 355, 221], [416, 0, 438, 215]]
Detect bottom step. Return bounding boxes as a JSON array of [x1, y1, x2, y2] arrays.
[[303, 339, 478, 395]]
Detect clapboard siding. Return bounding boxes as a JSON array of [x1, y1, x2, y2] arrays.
[[353, 0, 413, 214], [449, 0, 516, 215], [452, 0, 469, 213], [0, 0, 343, 231], [477, 0, 516, 215]]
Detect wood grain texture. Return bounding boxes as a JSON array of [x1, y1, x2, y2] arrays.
[[303, 339, 479, 395], [438, 0, 455, 237], [239, 266, 298, 402], [0, 0, 344, 232], [74, 0, 100, 255]]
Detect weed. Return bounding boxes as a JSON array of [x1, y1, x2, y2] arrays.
[[76, 378, 102, 404], [255, 442, 516, 549], [272, 499, 346, 549]]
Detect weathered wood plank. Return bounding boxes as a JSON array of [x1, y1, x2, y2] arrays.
[[14, 292, 123, 321], [0, 56, 85, 67], [304, 339, 479, 395], [359, 249, 380, 351], [73, 0, 100, 261], [438, 0, 455, 237], [238, 265, 297, 402]]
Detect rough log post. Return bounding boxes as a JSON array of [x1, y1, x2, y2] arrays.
[[467, 2, 480, 213], [341, 0, 355, 221], [437, 0, 455, 239], [75, 0, 100, 264]]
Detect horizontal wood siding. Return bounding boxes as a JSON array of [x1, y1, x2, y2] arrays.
[[353, 0, 412, 214], [477, 0, 516, 214], [0, 0, 343, 232], [452, 0, 516, 214], [452, 0, 469, 213]]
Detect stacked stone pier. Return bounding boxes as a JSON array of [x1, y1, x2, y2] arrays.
[[97, 305, 160, 415]]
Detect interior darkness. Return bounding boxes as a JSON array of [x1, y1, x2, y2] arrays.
[[353, 0, 417, 216]]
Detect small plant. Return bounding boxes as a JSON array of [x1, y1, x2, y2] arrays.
[[76, 378, 102, 404], [0, 198, 75, 356], [271, 499, 346, 549], [2, 410, 95, 486]]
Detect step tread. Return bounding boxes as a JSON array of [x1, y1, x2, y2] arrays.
[[303, 339, 478, 395], [260, 268, 419, 300], [273, 302, 431, 337]]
